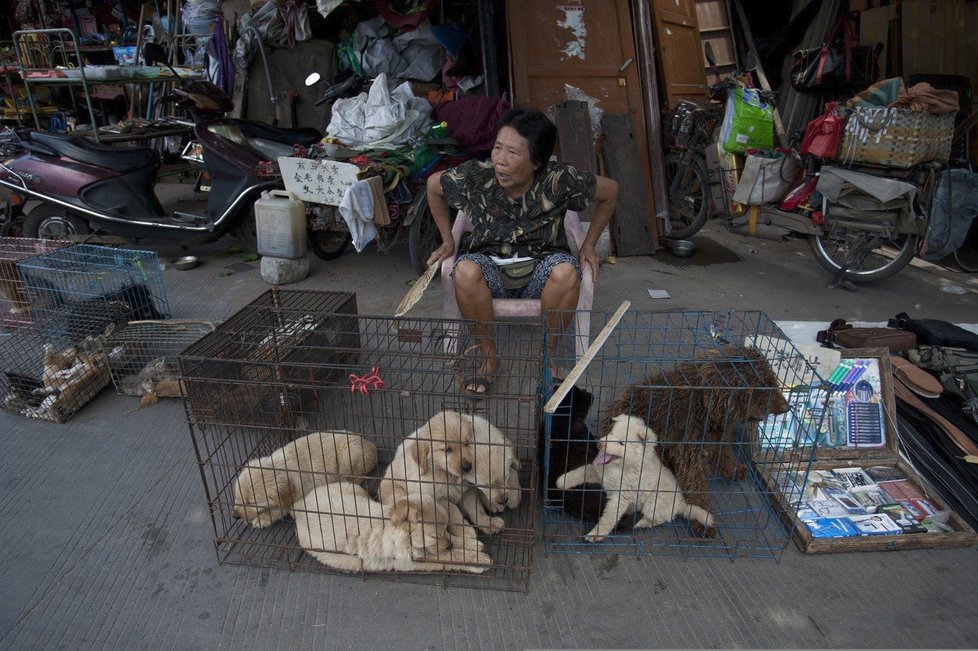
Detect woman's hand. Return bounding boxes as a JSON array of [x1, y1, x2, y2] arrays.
[[426, 241, 456, 269], [578, 242, 600, 279]]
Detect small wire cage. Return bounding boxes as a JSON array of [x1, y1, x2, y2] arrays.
[[179, 289, 543, 592], [17, 244, 171, 334], [0, 310, 112, 422], [104, 320, 216, 399], [0, 237, 73, 330], [542, 309, 824, 561]]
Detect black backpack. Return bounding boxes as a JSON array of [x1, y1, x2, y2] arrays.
[[888, 313, 978, 352]]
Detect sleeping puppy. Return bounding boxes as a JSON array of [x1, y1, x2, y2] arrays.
[[557, 414, 716, 541], [458, 414, 521, 533], [294, 482, 490, 573], [540, 384, 607, 523], [232, 430, 378, 528]]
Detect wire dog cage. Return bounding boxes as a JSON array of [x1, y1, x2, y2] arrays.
[[0, 237, 72, 330], [105, 320, 215, 401], [17, 243, 171, 333], [542, 309, 824, 561], [179, 288, 544, 592]]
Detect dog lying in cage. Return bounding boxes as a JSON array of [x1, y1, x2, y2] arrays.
[[541, 384, 609, 525], [231, 431, 379, 528], [294, 481, 491, 573], [606, 345, 790, 525], [557, 414, 716, 541]]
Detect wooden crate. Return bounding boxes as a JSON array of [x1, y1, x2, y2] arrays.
[[765, 347, 977, 553]]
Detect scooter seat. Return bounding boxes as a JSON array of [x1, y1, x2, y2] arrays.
[[234, 121, 323, 147], [29, 132, 157, 173]]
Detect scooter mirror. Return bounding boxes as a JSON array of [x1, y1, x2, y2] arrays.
[[703, 42, 716, 68], [143, 42, 169, 66], [304, 72, 321, 87]]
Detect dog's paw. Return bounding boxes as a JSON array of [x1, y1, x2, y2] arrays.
[[583, 530, 605, 543], [690, 521, 718, 538], [554, 473, 570, 489], [634, 516, 653, 529], [486, 500, 506, 514], [479, 515, 505, 535]]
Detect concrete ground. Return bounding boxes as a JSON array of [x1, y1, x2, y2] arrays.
[[2, 218, 977, 650]]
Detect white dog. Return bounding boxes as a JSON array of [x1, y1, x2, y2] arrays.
[[556, 414, 715, 542], [293, 482, 491, 573], [232, 430, 378, 528], [459, 414, 522, 533]]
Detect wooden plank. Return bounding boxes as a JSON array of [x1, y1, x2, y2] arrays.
[[553, 100, 597, 223], [601, 114, 654, 256], [731, 0, 788, 149]]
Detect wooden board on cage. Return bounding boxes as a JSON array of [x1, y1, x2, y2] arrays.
[[761, 348, 977, 553], [0, 237, 72, 330], [541, 309, 823, 560], [181, 291, 543, 591], [105, 319, 216, 405]]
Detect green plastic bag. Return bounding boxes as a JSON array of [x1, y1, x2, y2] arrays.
[[720, 86, 774, 154]]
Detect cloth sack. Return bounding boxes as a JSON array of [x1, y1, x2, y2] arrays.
[[433, 94, 510, 155], [732, 151, 802, 205], [719, 85, 774, 154]]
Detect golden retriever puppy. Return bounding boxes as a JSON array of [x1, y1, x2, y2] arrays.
[[556, 415, 716, 542], [232, 430, 378, 528], [293, 482, 490, 572], [458, 414, 522, 534]]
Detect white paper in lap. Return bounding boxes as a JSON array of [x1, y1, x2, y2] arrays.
[[278, 157, 360, 206]]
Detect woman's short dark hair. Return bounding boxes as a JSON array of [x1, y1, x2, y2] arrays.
[[498, 108, 557, 172]]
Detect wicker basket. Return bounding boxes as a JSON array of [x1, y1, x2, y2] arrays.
[[840, 107, 954, 169]]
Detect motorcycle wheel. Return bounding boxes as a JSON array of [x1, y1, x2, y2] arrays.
[[664, 152, 709, 239], [808, 224, 919, 283], [308, 229, 351, 261], [408, 193, 444, 276], [24, 203, 91, 240], [233, 209, 259, 252]]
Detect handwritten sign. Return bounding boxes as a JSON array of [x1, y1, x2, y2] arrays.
[[278, 157, 360, 206]]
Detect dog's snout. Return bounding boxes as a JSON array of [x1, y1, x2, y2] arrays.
[[232, 511, 241, 520], [461, 461, 473, 473], [496, 493, 509, 505]]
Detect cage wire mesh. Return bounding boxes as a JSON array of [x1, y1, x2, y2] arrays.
[[0, 237, 73, 331], [179, 289, 543, 592], [0, 310, 112, 422], [105, 320, 215, 400], [17, 243, 171, 330], [542, 309, 825, 560]]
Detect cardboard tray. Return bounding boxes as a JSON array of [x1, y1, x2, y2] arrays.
[[764, 348, 977, 553]]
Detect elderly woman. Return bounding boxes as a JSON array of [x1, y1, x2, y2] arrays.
[[426, 108, 619, 394]]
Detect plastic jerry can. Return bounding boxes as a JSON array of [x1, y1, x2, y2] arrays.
[[254, 190, 307, 259]]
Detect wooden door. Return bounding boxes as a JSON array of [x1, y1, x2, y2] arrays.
[[506, 0, 650, 185], [651, 0, 710, 103]]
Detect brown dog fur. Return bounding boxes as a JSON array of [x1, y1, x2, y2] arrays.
[[605, 346, 789, 528]]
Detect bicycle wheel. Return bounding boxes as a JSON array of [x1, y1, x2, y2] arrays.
[[408, 192, 442, 276], [663, 152, 709, 239], [808, 221, 919, 283]]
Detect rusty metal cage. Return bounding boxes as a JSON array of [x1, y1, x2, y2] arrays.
[[104, 320, 216, 399], [542, 309, 824, 561], [0, 309, 112, 422], [0, 237, 72, 331], [179, 289, 543, 592], [17, 243, 171, 330]]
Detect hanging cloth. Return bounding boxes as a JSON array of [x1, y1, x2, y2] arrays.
[[210, 16, 235, 97]]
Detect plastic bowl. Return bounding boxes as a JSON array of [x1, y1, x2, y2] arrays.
[[171, 255, 199, 270], [665, 238, 696, 257]]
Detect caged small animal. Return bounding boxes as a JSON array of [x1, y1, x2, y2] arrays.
[[61, 283, 167, 343], [605, 345, 790, 520]]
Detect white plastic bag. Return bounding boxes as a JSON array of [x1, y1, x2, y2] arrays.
[[325, 73, 431, 150]]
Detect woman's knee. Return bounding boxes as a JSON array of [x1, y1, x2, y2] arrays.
[[545, 262, 580, 292], [453, 259, 488, 289]]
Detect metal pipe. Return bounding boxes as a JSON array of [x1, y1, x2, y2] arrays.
[[241, 26, 276, 107]]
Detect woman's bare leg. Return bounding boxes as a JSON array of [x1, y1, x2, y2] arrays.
[[540, 262, 580, 378], [454, 259, 498, 392]]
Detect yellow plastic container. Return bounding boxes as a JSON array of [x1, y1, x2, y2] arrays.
[[254, 190, 307, 259]]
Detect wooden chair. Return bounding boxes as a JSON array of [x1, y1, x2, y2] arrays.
[[440, 210, 594, 359]]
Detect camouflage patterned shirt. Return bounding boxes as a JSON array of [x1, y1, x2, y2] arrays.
[[440, 159, 596, 258]]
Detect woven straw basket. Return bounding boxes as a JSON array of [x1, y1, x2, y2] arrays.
[[840, 107, 954, 169]]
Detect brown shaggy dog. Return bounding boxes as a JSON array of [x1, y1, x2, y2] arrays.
[[604, 346, 789, 531]]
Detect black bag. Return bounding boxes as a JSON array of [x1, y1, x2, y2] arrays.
[[498, 259, 538, 290], [888, 312, 978, 352], [790, 16, 878, 94], [816, 318, 917, 353]]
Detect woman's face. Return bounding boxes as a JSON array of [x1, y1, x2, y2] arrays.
[[491, 126, 538, 198]]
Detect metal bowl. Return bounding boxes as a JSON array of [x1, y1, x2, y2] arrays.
[[171, 255, 199, 270], [665, 238, 696, 257]]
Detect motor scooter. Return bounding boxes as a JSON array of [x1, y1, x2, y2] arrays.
[[0, 43, 321, 244]]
